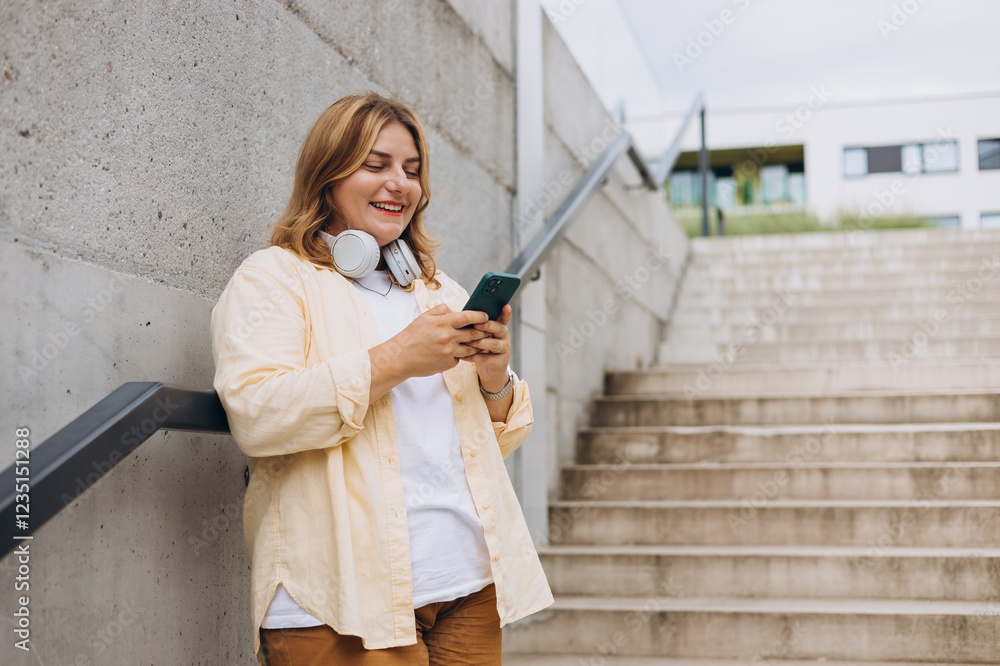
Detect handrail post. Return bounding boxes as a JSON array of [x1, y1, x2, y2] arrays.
[[699, 102, 709, 237]]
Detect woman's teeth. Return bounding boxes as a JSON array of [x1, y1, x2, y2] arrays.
[[371, 202, 403, 212]]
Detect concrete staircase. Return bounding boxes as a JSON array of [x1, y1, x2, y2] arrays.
[[504, 228, 1000, 664]]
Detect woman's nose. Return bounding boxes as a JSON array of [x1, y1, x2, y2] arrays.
[[384, 166, 409, 192]]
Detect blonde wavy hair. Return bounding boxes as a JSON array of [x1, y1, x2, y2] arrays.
[[270, 92, 439, 288]]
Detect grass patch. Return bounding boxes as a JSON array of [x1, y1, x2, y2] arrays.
[[674, 209, 931, 238]]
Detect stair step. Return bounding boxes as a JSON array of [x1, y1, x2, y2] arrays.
[[675, 284, 1000, 309], [688, 227, 1000, 252], [548, 500, 1000, 547], [502, 595, 1000, 661], [669, 298, 1000, 324], [688, 251, 1000, 269], [659, 336, 1000, 365], [666, 318, 1000, 344], [577, 423, 1000, 464], [560, 462, 1000, 501], [591, 391, 1000, 427], [682, 266, 1000, 291], [608, 361, 1000, 394], [681, 252, 997, 274], [505, 657, 989, 666], [690, 237, 1000, 260], [523, 231, 1000, 663], [537, 545, 1000, 601]]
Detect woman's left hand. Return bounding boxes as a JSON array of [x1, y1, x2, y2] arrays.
[[463, 304, 513, 392]]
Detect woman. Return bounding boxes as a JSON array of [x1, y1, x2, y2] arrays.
[[210, 92, 553, 665]]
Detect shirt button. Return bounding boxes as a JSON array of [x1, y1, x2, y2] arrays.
[[469, 449, 477, 457], [493, 554, 501, 562], [456, 392, 464, 401], [481, 503, 489, 510]]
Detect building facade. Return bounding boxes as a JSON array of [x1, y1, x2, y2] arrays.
[[631, 91, 1000, 229]]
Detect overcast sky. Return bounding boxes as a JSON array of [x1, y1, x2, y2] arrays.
[[541, 0, 1000, 117]]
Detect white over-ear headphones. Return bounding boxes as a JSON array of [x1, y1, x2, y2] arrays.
[[319, 229, 420, 288]]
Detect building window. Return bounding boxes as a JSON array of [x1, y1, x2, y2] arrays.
[[716, 178, 736, 210], [868, 145, 903, 173], [761, 165, 789, 203], [922, 141, 959, 173], [844, 148, 867, 178], [668, 171, 697, 207], [844, 141, 959, 177], [982, 212, 1000, 229], [901, 144, 922, 174], [979, 139, 1000, 170]]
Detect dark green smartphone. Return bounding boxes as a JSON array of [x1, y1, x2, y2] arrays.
[[463, 272, 521, 321]]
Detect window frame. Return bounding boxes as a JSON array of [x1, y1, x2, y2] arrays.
[[978, 138, 1000, 171], [843, 140, 960, 178]]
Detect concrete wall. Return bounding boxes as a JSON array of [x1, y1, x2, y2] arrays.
[[538, 16, 688, 504], [0, 1, 686, 662]]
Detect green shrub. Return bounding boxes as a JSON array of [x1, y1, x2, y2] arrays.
[[673, 209, 930, 238]]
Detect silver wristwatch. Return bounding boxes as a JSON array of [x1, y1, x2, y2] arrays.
[[479, 373, 514, 400]]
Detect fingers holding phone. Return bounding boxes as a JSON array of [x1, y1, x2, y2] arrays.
[[463, 304, 513, 392]]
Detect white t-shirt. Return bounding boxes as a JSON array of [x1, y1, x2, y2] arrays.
[[261, 269, 492, 628]]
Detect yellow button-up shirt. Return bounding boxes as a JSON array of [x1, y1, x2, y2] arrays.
[[210, 246, 553, 663]]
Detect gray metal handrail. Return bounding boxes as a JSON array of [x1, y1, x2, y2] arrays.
[[504, 92, 707, 281], [649, 91, 705, 190], [0, 383, 229, 559]]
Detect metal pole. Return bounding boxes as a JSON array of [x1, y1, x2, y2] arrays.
[[513, 0, 548, 547], [699, 103, 709, 237]]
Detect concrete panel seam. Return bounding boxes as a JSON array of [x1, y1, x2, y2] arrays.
[[7, 239, 219, 301], [275, 0, 515, 189], [558, 236, 669, 325]]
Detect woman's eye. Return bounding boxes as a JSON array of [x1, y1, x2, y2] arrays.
[[405, 171, 418, 178], [365, 164, 383, 171]]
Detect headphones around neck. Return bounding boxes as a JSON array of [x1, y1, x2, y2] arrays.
[[319, 229, 420, 288]]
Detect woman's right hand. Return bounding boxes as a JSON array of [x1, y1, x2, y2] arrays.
[[368, 304, 490, 403]]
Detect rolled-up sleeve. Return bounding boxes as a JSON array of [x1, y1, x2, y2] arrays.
[[492, 374, 533, 459], [211, 265, 371, 458]]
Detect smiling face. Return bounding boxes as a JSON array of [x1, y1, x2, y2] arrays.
[[328, 121, 423, 248]]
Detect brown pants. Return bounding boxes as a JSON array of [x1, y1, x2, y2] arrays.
[[260, 583, 502, 665]]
